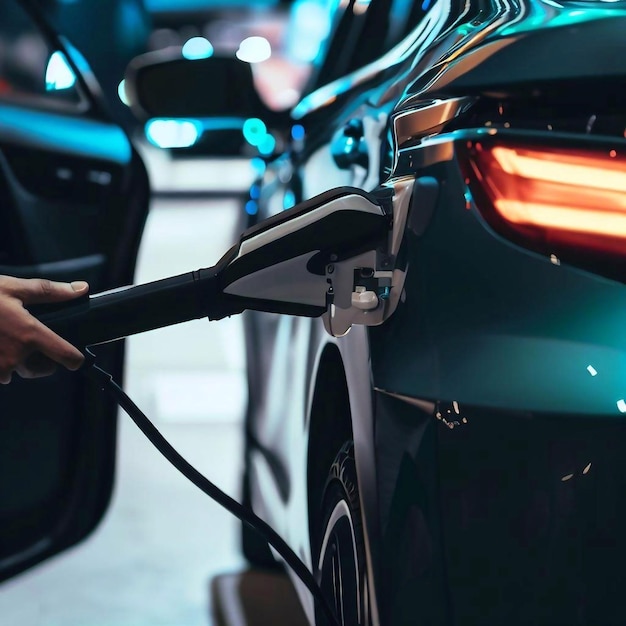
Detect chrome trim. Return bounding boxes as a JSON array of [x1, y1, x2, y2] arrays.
[[391, 96, 474, 166]]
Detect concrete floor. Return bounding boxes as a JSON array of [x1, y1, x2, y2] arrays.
[[0, 174, 253, 625]]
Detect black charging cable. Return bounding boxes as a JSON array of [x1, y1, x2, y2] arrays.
[[83, 354, 340, 626]]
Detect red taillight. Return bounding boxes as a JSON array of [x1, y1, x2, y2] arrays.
[[459, 134, 626, 281]]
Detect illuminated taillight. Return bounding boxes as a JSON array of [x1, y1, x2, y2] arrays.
[[458, 134, 626, 282]]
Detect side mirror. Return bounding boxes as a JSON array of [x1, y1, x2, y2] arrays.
[[125, 49, 288, 127], [37, 181, 416, 345]]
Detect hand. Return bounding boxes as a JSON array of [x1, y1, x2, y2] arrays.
[[0, 276, 89, 384]]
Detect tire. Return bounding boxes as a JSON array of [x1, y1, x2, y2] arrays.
[[316, 441, 369, 626]]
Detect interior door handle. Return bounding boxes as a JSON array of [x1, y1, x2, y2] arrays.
[[331, 119, 369, 170]]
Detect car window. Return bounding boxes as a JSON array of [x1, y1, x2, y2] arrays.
[[0, 0, 85, 110]]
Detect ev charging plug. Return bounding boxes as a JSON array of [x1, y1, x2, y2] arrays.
[[37, 181, 415, 345], [37, 183, 416, 345]]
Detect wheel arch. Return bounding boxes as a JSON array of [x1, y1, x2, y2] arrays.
[[306, 342, 354, 554], [306, 327, 383, 625]]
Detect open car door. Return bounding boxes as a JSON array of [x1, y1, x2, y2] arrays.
[[0, 0, 149, 581]]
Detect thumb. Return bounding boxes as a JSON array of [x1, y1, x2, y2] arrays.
[[11, 277, 89, 305]]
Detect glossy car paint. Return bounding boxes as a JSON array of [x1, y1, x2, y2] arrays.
[[245, 1, 626, 624]]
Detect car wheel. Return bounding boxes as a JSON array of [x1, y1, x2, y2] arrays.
[[316, 441, 368, 626]]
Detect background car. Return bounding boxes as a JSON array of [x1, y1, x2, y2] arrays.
[[0, 0, 150, 582], [131, 0, 626, 624], [1, 5, 278, 626]]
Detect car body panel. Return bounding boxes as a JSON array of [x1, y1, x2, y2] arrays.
[[371, 133, 626, 417], [244, 1, 626, 624]]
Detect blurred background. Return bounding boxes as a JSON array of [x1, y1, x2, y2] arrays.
[[0, 1, 335, 624]]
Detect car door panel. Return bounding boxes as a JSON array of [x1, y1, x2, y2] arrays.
[[0, 102, 132, 262], [0, 0, 149, 582]]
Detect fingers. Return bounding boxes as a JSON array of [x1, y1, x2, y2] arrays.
[[0, 276, 88, 384], [16, 353, 58, 379], [0, 275, 89, 305], [25, 316, 85, 372], [0, 335, 81, 383]]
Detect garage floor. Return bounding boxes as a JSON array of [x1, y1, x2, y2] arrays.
[[212, 570, 308, 626], [0, 155, 278, 626]]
